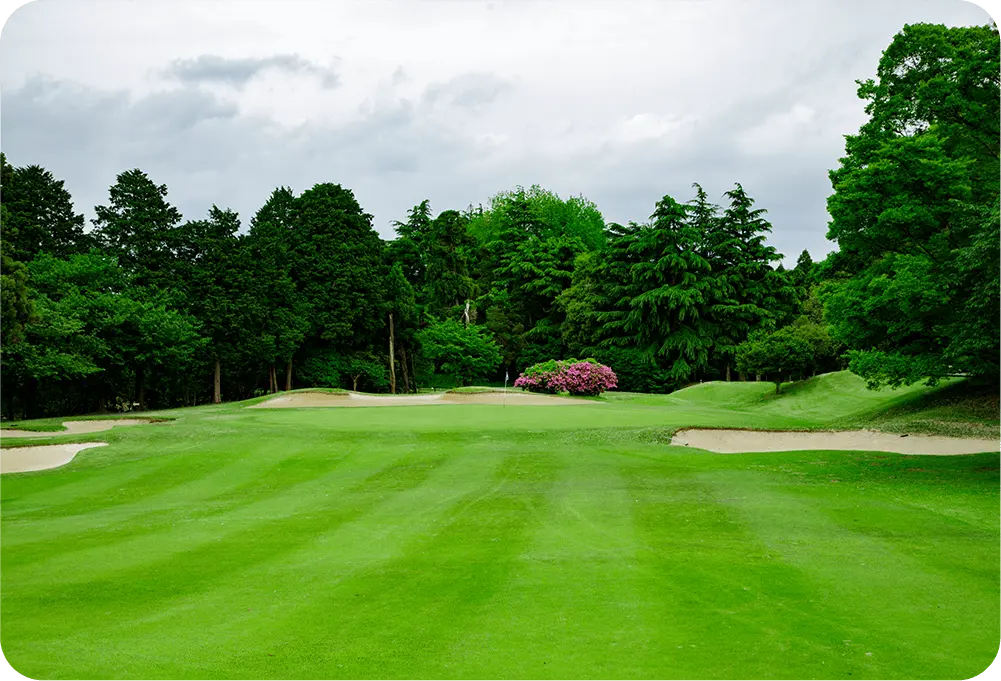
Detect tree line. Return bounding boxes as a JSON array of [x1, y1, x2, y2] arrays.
[[1, 22, 996, 418]]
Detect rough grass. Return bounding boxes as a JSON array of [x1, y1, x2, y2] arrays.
[[1, 372, 997, 679]]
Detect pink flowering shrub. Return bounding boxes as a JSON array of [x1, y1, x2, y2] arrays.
[[514, 358, 618, 396]]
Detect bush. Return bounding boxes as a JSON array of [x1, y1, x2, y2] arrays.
[[514, 358, 617, 396]]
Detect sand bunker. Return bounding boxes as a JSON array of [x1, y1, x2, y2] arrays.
[[1, 442, 108, 474], [251, 391, 589, 408], [671, 428, 999, 455], [0, 419, 156, 439]]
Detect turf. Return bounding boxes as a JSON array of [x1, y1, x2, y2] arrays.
[[2, 372, 998, 679]]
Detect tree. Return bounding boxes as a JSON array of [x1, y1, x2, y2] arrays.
[[470, 186, 605, 373], [291, 183, 387, 355], [792, 249, 815, 286], [384, 262, 418, 392], [2, 253, 202, 417], [701, 183, 794, 379], [626, 195, 714, 383], [415, 320, 502, 386], [0, 208, 33, 347], [0, 154, 91, 259], [92, 169, 182, 291], [245, 187, 308, 392], [173, 207, 250, 403], [388, 199, 434, 289], [735, 325, 815, 394], [823, 23, 999, 388], [423, 209, 476, 318]]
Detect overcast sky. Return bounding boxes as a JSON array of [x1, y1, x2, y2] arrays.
[[1, 0, 994, 264]]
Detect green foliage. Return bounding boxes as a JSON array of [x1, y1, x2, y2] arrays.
[[245, 187, 308, 368], [824, 23, 999, 388], [0, 208, 33, 346], [298, 350, 388, 392], [735, 325, 816, 393], [626, 194, 713, 382], [423, 209, 476, 317], [589, 346, 673, 394], [0, 153, 91, 259], [92, 169, 182, 290], [415, 320, 502, 386], [2, 253, 203, 416], [467, 185, 605, 251], [291, 183, 387, 351]]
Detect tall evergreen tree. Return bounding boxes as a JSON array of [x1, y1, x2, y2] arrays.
[[423, 209, 477, 318], [700, 183, 793, 379], [290, 183, 387, 365], [1, 154, 90, 259], [173, 207, 249, 403], [92, 169, 182, 291], [626, 195, 714, 383], [245, 187, 308, 392]]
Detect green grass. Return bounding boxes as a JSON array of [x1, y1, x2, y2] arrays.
[[1, 372, 997, 679]]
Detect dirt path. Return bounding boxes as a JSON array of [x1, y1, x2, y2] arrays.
[[250, 391, 590, 408], [0, 419, 157, 439], [671, 428, 999, 455], [1, 443, 108, 473]]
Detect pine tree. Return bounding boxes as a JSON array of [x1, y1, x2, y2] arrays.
[[626, 195, 713, 383]]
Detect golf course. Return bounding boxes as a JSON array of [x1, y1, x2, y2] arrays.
[[1, 371, 997, 679]]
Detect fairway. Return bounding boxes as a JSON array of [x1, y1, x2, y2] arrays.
[[1, 374, 998, 679]]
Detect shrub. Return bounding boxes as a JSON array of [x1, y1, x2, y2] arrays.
[[514, 358, 617, 396], [415, 320, 503, 386]]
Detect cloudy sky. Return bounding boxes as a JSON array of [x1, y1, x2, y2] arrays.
[[1, 0, 993, 263]]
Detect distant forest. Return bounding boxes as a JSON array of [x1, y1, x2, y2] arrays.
[[1, 22, 997, 418]]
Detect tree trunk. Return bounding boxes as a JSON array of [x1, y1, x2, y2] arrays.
[[213, 357, 222, 404], [285, 359, 293, 391], [726, 364, 731, 382], [388, 312, 397, 394], [352, 375, 359, 391], [399, 342, 411, 394], [270, 364, 278, 393]]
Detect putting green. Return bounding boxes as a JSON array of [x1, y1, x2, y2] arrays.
[[1, 373, 997, 679]]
